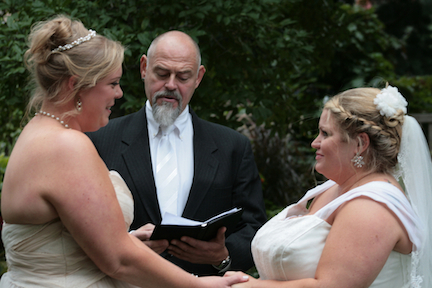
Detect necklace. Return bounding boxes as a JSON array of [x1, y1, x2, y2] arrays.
[[35, 110, 70, 129]]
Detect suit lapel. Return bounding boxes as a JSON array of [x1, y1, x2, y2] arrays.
[[182, 111, 219, 219], [121, 108, 162, 223]]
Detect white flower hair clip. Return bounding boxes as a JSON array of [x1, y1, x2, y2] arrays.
[[374, 85, 407, 117], [52, 30, 97, 52]]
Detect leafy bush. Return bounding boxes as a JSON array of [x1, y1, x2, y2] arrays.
[[0, 153, 9, 192], [0, 153, 9, 274], [1, 1, 418, 148], [1, 0, 431, 208], [1, 0, 432, 279]]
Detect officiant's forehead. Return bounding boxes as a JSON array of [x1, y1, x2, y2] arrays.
[[147, 31, 201, 68]]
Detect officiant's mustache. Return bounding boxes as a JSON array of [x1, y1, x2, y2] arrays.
[[153, 90, 182, 105]]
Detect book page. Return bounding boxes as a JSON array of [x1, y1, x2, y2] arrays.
[[161, 212, 204, 226], [161, 207, 242, 226], [205, 207, 242, 223]]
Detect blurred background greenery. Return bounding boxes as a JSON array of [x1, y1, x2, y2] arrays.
[[1, 0, 432, 275]]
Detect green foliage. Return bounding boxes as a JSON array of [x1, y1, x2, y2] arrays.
[[0, 153, 8, 274], [0, 0, 409, 151], [375, 0, 432, 76], [0, 0, 432, 277], [0, 153, 9, 192], [246, 123, 321, 207], [389, 76, 432, 113], [1, 0, 431, 207]]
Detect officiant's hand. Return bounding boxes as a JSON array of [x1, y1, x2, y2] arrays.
[[130, 223, 169, 254], [167, 227, 229, 265]]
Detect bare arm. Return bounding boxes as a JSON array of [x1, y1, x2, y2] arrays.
[[42, 132, 247, 288], [228, 197, 410, 288]]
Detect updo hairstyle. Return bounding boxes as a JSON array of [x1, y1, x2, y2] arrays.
[[324, 87, 404, 174], [24, 15, 124, 117]]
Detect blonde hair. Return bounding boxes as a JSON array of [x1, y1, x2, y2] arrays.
[[324, 87, 404, 174], [24, 15, 124, 118]]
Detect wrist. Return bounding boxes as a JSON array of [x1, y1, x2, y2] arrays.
[[212, 255, 231, 273]]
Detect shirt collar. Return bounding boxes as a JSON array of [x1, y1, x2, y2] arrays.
[[146, 100, 190, 140]]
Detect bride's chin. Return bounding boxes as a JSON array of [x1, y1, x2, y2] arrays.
[[314, 164, 324, 174]]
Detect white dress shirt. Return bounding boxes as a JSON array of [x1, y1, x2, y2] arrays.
[[146, 100, 194, 217]]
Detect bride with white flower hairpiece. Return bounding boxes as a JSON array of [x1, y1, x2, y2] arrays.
[[226, 85, 431, 288]]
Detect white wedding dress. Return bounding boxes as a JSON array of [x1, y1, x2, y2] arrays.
[[252, 180, 422, 287], [0, 171, 137, 288]]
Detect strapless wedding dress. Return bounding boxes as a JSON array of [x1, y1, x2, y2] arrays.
[[252, 180, 422, 288], [0, 171, 137, 287]]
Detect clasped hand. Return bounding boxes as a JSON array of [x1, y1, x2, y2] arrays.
[[129, 223, 169, 254], [224, 272, 254, 287], [131, 224, 229, 265]]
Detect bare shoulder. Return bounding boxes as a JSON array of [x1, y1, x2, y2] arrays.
[[1, 126, 109, 224], [24, 127, 104, 179], [11, 124, 98, 163], [34, 127, 104, 172], [39, 128, 110, 190], [334, 196, 412, 253], [51, 129, 101, 163], [314, 196, 412, 286]]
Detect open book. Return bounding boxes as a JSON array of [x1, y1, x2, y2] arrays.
[[150, 207, 243, 241]]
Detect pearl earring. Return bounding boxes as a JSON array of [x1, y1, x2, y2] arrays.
[[76, 98, 82, 112]]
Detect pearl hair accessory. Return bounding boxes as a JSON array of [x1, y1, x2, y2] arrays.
[[35, 110, 70, 129], [51, 30, 96, 53]]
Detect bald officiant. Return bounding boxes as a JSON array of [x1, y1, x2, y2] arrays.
[[87, 30, 267, 276]]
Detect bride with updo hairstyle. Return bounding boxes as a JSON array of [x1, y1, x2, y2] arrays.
[[24, 15, 124, 123], [323, 87, 404, 174], [0, 15, 248, 288], [227, 85, 431, 288]]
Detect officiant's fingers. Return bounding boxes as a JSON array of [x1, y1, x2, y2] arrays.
[[171, 237, 195, 250], [176, 236, 210, 251], [167, 238, 200, 261], [214, 227, 227, 244]]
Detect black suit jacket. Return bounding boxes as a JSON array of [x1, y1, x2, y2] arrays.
[[87, 107, 267, 275]]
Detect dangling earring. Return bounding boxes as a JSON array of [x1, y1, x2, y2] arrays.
[[76, 98, 82, 112], [351, 152, 365, 168]]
